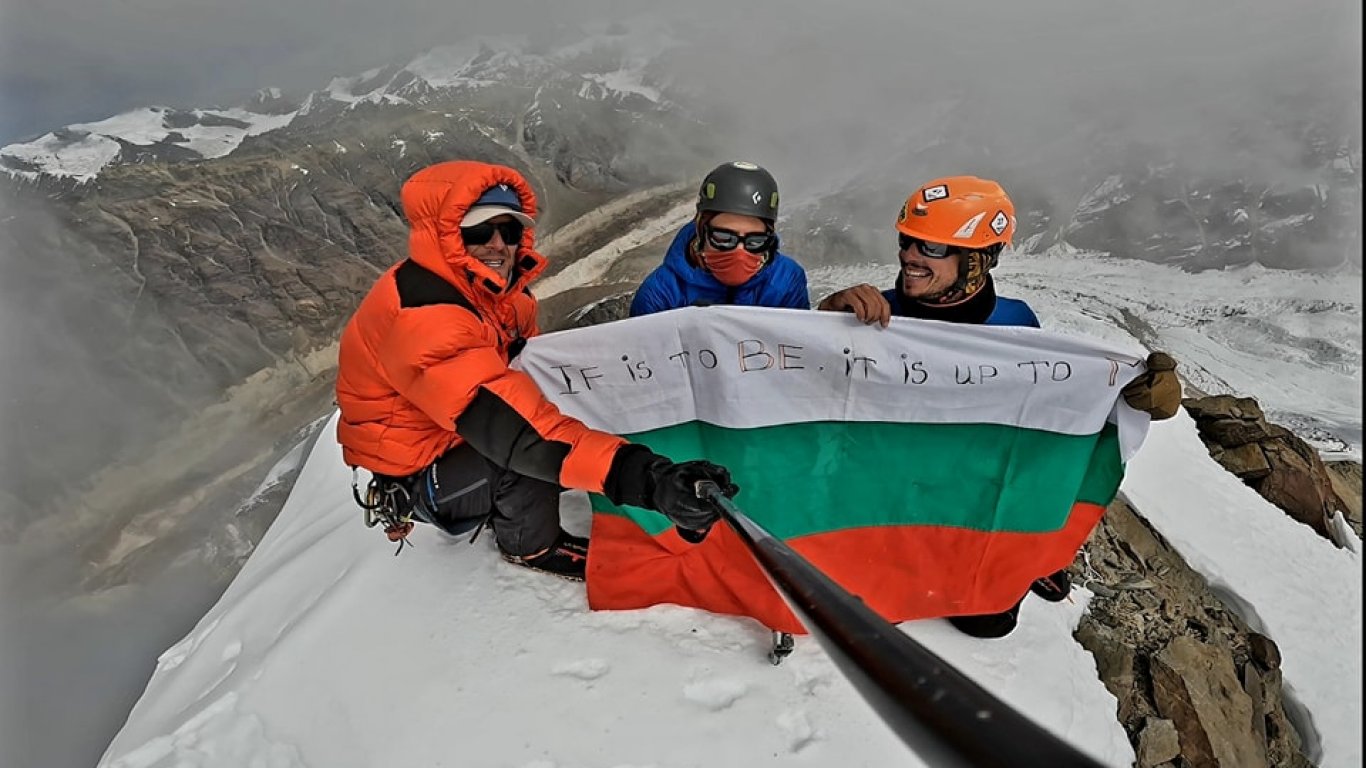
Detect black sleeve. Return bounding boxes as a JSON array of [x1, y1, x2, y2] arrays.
[[454, 387, 572, 485], [456, 386, 669, 505]]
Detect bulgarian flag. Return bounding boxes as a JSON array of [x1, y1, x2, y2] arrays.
[[513, 306, 1151, 633]]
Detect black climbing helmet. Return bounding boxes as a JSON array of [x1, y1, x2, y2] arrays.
[[696, 161, 780, 223]]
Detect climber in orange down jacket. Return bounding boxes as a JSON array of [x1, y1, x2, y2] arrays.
[[337, 160, 737, 580]]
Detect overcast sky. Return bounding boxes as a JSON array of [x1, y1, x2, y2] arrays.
[[1, 0, 1360, 147]]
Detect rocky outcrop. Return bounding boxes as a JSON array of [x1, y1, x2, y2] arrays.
[[1182, 395, 1355, 546], [1324, 461, 1363, 538], [562, 290, 636, 330], [1076, 499, 1313, 767]]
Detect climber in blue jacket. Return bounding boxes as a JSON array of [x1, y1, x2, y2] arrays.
[[630, 161, 809, 316]]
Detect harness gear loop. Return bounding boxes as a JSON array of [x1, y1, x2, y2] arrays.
[[351, 467, 417, 555]]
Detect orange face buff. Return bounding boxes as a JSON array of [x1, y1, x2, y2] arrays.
[[699, 225, 772, 286]]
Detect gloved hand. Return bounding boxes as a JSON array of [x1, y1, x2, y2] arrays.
[[602, 445, 740, 543], [648, 459, 738, 541], [1122, 352, 1182, 420]]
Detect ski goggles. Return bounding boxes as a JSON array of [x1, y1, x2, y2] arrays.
[[461, 220, 524, 246], [704, 226, 774, 254], [898, 233, 955, 259]]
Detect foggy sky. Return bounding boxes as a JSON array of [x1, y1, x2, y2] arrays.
[[1, 0, 1360, 150]]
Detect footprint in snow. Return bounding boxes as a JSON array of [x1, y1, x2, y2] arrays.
[[551, 658, 610, 681], [682, 678, 749, 711], [777, 709, 821, 752]]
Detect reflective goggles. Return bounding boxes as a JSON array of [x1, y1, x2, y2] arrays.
[[462, 220, 524, 246], [704, 226, 774, 254], [897, 233, 955, 259]]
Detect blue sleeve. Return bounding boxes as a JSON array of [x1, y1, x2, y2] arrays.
[[629, 270, 673, 317], [768, 258, 810, 310], [1008, 301, 1041, 328], [784, 268, 811, 310], [987, 298, 1041, 328]]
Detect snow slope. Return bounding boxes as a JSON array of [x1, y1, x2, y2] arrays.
[[98, 329, 1362, 768], [96, 414, 1134, 768]]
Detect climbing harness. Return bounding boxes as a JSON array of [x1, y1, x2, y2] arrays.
[[352, 468, 416, 555]]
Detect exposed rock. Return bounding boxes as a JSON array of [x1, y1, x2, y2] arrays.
[[1184, 395, 1353, 545], [1152, 635, 1266, 768], [1324, 461, 1363, 537], [564, 291, 634, 329], [1137, 717, 1182, 767], [1075, 499, 1311, 767], [1247, 633, 1282, 672], [1216, 442, 1274, 481]]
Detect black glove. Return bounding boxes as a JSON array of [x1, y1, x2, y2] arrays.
[[648, 459, 739, 539], [601, 445, 738, 543]]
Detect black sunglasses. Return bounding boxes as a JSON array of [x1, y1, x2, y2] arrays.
[[897, 233, 957, 259], [705, 226, 774, 254], [462, 220, 524, 246]]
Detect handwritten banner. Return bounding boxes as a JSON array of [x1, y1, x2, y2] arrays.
[[513, 306, 1151, 459]]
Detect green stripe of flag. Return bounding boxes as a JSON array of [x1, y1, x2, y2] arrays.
[[594, 421, 1123, 539]]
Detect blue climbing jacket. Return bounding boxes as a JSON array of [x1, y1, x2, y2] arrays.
[[630, 222, 809, 317]]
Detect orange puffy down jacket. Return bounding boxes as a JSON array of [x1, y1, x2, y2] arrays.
[[336, 161, 644, 497]]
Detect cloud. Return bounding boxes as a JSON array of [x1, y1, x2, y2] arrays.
[[2, 0, 1358, 158], [657, 0, 1361, 198], [0, 0, 622, 140]]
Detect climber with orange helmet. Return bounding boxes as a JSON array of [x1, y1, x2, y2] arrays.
[[817, 175, 1183, 638], [818, 176, 1035, 327]]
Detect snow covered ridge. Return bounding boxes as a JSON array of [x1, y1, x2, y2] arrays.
[[0, 106, 298, 182], [96, 411, 1361, 768], [2, 21, 679, 183], [303, 30, 673, 112]]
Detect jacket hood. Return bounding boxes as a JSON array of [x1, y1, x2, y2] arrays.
[[400, 161, 548, 303]]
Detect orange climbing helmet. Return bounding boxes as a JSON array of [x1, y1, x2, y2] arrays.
[[895, 176, 1016, 251]]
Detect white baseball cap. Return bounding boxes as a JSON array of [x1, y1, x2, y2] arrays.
[[461, 184, 536, 229]]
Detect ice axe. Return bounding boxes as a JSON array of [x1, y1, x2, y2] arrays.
[[695, 480, 1107, 768]]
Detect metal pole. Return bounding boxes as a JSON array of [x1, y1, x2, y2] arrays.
[[696, 480, 1108, 768]]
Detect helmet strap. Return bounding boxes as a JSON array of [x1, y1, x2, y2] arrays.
[[687, 213, 712, 266]]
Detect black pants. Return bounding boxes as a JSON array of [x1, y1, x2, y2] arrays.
[[406, 442, 562, 557]]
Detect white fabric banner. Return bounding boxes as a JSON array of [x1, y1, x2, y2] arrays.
[[513, 306, 1151, 459]]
